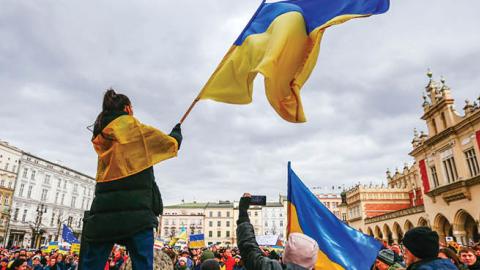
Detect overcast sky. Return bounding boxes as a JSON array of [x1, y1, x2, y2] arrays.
[[1, 0, 479, 204]]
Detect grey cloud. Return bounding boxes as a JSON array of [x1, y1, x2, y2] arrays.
[[1, 0, 479, 204]]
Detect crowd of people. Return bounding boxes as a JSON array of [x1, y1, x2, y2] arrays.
[[0, 248, 79, 270], [372, 228, 480, 270]]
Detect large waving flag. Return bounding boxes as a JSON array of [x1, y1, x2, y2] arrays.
[[62, 224, 80, 244], [197, 0, 389, 123], [287, 162, 381, 270]]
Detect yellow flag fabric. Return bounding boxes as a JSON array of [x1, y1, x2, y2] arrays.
[[197, 0, 389, 122], [92, 115, 178, 182]]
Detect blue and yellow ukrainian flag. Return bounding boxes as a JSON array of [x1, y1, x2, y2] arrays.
[[189, 233, 206, 248], [198, 0, 389, 123], [287, 162, 381, 270]]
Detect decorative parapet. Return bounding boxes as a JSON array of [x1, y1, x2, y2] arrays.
[[364, 205, 425, 224]]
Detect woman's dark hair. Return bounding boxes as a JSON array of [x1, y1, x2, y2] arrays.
[[439, 248, 462, 267], [10, 258, 26, 269], [93, 88, 131, 137]]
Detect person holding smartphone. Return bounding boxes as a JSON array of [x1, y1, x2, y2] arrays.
[[80, 89, 183, 270], [236, 193, 318, 270]]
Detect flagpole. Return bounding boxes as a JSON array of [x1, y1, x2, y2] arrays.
[[179, 98, 200, 124], [178, 0, 267, 124]]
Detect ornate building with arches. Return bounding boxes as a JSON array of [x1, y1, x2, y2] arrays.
[[342, 72, 480, 246]]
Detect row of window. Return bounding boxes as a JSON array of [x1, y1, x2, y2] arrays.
[[429, 148, 480, 188], [2, 163, 17, 173], [208, 230, 231, 238], [208, 211, 232, 218], [264, 220, 284, 227], [208, 221, 231, 227], [17, 184, 90, 209], [22, 168, 93, 195], [12, 208, 82, 228]]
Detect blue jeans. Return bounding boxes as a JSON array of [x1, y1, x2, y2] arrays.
[[80, 228, 153, 270]]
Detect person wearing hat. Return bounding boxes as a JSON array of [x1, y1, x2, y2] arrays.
[[32, 256, 43, 270], [201, 251, 215, 263], [236, 193, 319, 270], [402, 227, 457, 270], [373, 249, 403, 270], [201, 259, 220, 270]]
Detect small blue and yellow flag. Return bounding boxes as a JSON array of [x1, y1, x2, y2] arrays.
[[188, 234, 206, 249], [287, 162, 381, 270], [198, 0, 389, 123]]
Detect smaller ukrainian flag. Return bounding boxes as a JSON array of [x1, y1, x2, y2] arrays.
[[287, 162, 381, 270], [189, 234, 206, 249]]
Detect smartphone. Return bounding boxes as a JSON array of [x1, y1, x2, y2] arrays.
[[250, 195, 267, 206]]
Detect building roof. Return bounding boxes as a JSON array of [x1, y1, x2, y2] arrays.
[[164, 202, 208, 209], [265, 202, 283, 207]]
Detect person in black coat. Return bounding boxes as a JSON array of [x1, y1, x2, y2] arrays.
[[80, 89, 183, 270]]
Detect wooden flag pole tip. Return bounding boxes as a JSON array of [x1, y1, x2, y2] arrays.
[[179, 98, 200, 124]]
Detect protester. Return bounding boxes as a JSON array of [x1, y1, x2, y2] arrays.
[[200, 260, 220, 270], [9, 259, 28, 270], [81, 89, 183, 270], [372, 249, 403, 270], [222, 249, 234, 270], [31, 256, 43, 270], [459, 248, 480, 270], [236, 193, 318, 270], [402, 227, 457, 269], [44, 257, 58, 270], [438, 248, 468, 270]]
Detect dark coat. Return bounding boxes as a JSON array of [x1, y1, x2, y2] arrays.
[[236, 222, 308, 270], [83, 111, 181, 242], [406, 258, 458, 270]]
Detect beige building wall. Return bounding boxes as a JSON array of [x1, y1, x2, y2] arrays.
[[0, 141, 22, 244], [409, 74, 480, 245], [344, 73, 480, 246], [205, 202, 235, 245]]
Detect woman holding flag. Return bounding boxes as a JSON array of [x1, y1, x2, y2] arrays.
[[80, 89, 183, 270]]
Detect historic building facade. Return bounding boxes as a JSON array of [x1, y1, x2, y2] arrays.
[[343, 73, 480, 246], [0, 141, 22, 244], [313, 190, 344, 220], [7, 152, 95, 248]]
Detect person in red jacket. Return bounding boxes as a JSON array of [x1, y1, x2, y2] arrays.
[[222, 249, 235, 270]]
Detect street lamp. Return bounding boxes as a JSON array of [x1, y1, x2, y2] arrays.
[[2, 207, 11, 247], [31, 204, 47, 248]]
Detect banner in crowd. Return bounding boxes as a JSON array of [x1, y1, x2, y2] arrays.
[[287, 162, 382, 270], [43, 241, 59, 253], [255, 235, 279, 246], [71, 243, 81, 254], [169, 228, 188, 246], [188, 234, 205, 248], [154, 239, 164, 250]]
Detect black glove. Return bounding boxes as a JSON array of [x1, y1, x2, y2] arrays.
[[237, 196, 251, 225], [169, 123, 183, 149]]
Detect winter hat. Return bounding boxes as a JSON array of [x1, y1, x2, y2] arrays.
[[178, 257, 188, 264], [282, 233, 318, 269], [201, 259, 220, 270], [201, 251, 215, 262], [377, 249, 395, 265], [402, 227, 439, 259]]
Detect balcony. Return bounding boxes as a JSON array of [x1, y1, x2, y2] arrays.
[[425, 175, 480, 204], [364, 205, 425, 224]]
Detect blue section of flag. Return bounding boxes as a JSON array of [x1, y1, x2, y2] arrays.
[[189, 234, 205, 242], [234, 0, 389, 45], [288, 162, 382, 270], [62, 224, 80, 244]]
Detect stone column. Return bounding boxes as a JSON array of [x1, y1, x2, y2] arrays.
[[453, 231, 467, 245]]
